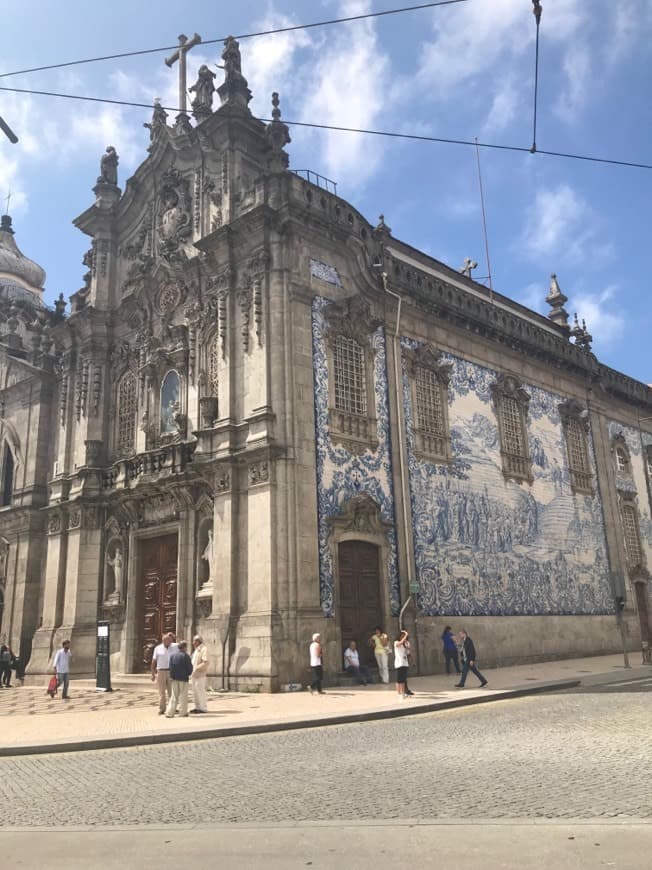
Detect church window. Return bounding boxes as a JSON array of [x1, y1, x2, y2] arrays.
[[160, 370, 181, 435], [492, 374, 532, 483], [207, 332, 220, 398], [561, 413, 593, 494], [1, 444, 14, 506], [333, 335, 367, 417], [116, 372, 137, 456], [622, 502, 643, 569], [404, 344, 452, 463], [615, 446, 630, 474]]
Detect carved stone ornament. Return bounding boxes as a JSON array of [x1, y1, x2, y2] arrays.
[[558, 399, 589, 431], [323, 295, 381, 351], [215, 469, 231, 493], [491, 373, 531, 409], [140, 494, 177, 526], [84, 439, 104, 467], [326, 494, 392, 538], [48, 512, 63, 535], [67, 509, 82, 531], [195, 593, 213, 619], [101, 601, 126, 623], [403, 344, 452, 383], [157, 166, 192, 263], [248, 461, 270, 487], [157, 282, 183, 314]]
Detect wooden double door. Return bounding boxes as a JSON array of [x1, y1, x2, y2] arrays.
[[139, 534, 178, 671], [338, 541, 383, 666]]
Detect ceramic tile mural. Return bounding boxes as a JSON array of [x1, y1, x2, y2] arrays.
[[606, 420, 652, 559], [312, 296, 400, 617], [402, 339, 613, 616]]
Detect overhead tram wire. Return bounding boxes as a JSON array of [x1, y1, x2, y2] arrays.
[[530, 0, 543, 153], [1, 84, 651, 172], [0, 0, 470, 80]]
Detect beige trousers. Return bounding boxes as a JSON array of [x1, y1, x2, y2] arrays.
[[192, 675, 208, 712], [156, 670, 171, 712], [375, 652, 390, 684], [166, 680, 189, 717]]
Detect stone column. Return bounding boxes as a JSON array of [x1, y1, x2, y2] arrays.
[[29, 511, 67, 674]]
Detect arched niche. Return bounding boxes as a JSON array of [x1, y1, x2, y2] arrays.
[[197, 515, 214, 593], [160, 369, 181, 435]]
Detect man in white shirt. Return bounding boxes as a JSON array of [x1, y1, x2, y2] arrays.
[[343, 640, 372, 685], [190, 635, 209, 714], [53, 639, 72, 700], [150, 633, 175, 714]]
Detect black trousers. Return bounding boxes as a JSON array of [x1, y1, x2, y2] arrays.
[[444, 649, 461, 674], [310, 665, 323, 692], [0, 663, 11, 686]]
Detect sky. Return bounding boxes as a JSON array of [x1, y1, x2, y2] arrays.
[[1, 0, 650, 383]]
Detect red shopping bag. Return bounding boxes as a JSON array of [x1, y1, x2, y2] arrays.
[[47, 675, 58, 697]]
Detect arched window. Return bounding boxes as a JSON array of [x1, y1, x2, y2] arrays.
[[116, 371, 137, 456], [333, 334, 367, 417], [207, 332, 220, 398], [160, 370, 181, 434], [559, 402, 593, 494], [1, 444, 14, 506], [404, 344, 452, 462], [622, 502, 643, 568], [492, 375, 532, 482], [415, 366, 445, 436]]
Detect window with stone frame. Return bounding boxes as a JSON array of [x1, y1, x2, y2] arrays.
[[616, 446, 630, 474], [116, 371, 137, 456], [559, 401, 593, 494], [404, 345, 452, 462], [622, 501, 644, 569], [492, 374, 532, 483], [324, 295, 379, 452], [207, 331, 220, 399]]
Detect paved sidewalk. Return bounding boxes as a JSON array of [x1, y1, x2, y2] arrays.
[[0, 653, 648, 756]]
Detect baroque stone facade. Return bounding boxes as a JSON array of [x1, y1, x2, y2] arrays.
[[0, 40, 651, 689]]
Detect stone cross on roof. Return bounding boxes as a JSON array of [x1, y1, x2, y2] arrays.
[[165, 33, 202, 115]]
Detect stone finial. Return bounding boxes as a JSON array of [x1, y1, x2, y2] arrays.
[[373, 214, 392, 239], [580, 319, 593, 351], [265, 92, 291, 171], [54, 292, 67, 317], [545, 273, 570, 331], [218, 36, 252, 109], [459, 257, 477, 278], [97, 146, 119, 186], [189, 65, 216, 121], [570, 312, 592, 351]]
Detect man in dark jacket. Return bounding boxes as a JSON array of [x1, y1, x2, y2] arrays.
[[455, 630, 488, 688], [165, 640, 193, 717]]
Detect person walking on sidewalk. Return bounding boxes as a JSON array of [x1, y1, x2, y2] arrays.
[[190, 635, 209, 714], [166, 640, 193, 717], [394, 629, 410, 700], [369, 627, 390, 684], [455, 629, 488, 688], [309, 633, 325, 695], [53, 639, 72, 699], [151, 632, 174, 714], [441, 626, 461, 675]]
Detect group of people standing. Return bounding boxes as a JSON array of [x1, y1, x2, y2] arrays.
[[150, 633, 209, 717], [309, 625, 487, 698]]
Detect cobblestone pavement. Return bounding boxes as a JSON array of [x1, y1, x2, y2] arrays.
[[1, 688, 650, 827]]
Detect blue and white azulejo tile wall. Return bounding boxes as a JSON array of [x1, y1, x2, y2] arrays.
[[311, 296, 400, 617], [606, 420, 652, 561], [402, 339, 613, 617]]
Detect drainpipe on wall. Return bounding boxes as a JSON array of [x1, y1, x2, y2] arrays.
[[375, 266, 419, 670]]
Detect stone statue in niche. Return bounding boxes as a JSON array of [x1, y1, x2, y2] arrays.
[[160, 370, 181, 435], [97, 146, 119, 186], [200, 528, 215, 587], [106, 545, 123, 602]]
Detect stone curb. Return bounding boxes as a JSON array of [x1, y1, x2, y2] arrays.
[[0, 678, 579, 758]]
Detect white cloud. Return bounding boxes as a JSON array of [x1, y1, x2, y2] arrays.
[[554, 43, 591, 124], [482, 77, 520, 133], [519, 184, 604, 266], [296, 0, 391, 187], [573, 285, 625, 348]]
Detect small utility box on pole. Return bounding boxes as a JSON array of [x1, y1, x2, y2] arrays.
[[96, 620, 113, 692]]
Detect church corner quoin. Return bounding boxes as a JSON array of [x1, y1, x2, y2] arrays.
[[0, 39, 651, 691]]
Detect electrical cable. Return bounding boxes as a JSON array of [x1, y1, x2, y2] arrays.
[[530, 0, 543, 154], [0, 84, 650, 171], [0, 0, 470, 80]]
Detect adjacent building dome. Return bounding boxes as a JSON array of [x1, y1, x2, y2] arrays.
[[0, 214, 46, 304]]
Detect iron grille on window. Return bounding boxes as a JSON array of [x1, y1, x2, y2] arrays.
[[333, 335, 367, 416], [501, 395, 526, 456], [622, 504, 643, 567], [207, 333, 220, 398], [415, 366, 445, 436], [616, 447, 629, 474], [117, 371, 137, 455], [566, 418, 589, 473]]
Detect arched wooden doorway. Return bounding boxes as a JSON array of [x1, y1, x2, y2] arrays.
[[338, 540, 383, 666]]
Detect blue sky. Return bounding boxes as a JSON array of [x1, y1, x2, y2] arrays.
[[1, 0, 650, 382]]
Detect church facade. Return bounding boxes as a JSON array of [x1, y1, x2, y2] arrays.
[[1, 40, 651, 690]]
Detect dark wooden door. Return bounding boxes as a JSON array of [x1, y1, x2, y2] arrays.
[[339, 541, 382, 666], [139, 534, 178, 671], [635, 581, 651, 645]]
